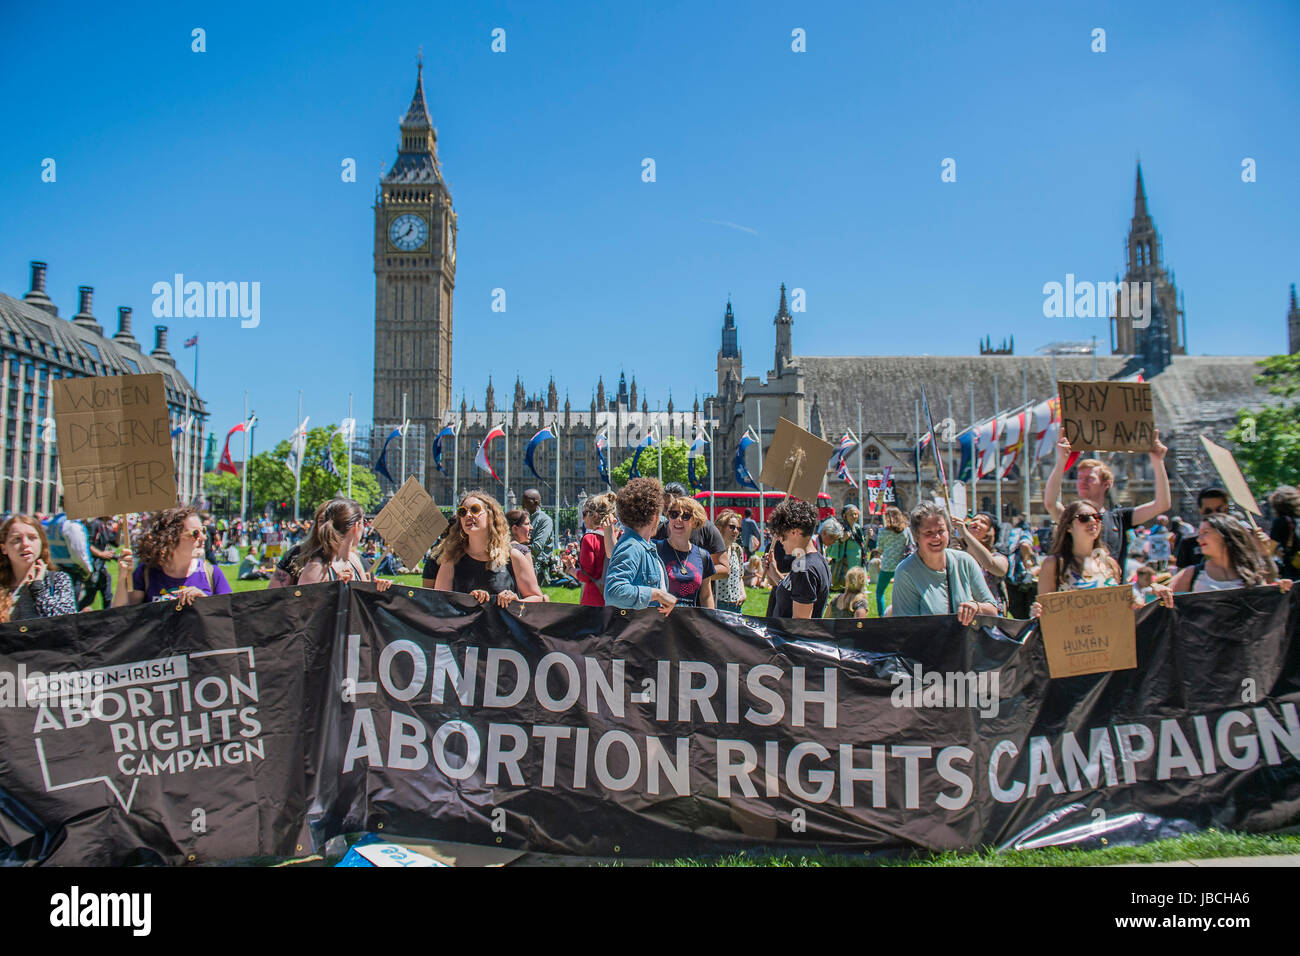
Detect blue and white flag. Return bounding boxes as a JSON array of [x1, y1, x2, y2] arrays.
[[734, 435, 759, 491], [596, 432, 610, 484], [630, 432, 656, 479], [525, 426, 556, 481], [431, 424, 456, 474], [374, 427, 402, 484], [687, 436, 707, 491]]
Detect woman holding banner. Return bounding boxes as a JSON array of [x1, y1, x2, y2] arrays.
[[655, 497, 716, 609], [890, 503, 998, 624], [1029, 500, 1169, 616], [603, 477, 676, 614], [953, 511, 1009, 615], [297, 498, 393, 592], [504, 509, 549, 603], [433, 491, 543, 606], [0, 516, 78, 622], [114, 507, 233, 607], [1167, 514, 1291, 594]]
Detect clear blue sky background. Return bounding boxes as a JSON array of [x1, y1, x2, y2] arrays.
[[3, 0, 1297, 446]]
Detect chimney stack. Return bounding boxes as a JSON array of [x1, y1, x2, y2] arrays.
[[151, 325, 175, 365], [72, 285, 103, 335], [114, 306, 142, 351], [22, 260, 58, 316]]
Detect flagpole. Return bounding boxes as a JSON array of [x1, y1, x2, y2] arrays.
[[914, 399, 920, 504], [452, 419, 460, 503], [293, 390, 302, 521], [247, 412, 256, 524], [181, 393, 190, 504], [347, 393, 354, 498], [400, 392, 407, 482], [857, 403, 864, 517], [240, 391, 249, 520], [946, 393, 954, 502], [969, 383, 977, 516], [707, 399, 715, 520], [504, 418, 510, 507], [1022, 366, 1030, 524], [993, 372, 1002, 522], [554, 419, 561, 538]]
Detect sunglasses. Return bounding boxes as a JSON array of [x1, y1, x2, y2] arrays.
[[1075, 513, 1101, 525], [457, 503, 485, 518], [186, 528, 206, 540], [667, 510, 691, 521], [1199, 505, 1229, 516]]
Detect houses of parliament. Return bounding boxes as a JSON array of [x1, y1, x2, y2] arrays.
[[371, 63, 1291, 517]]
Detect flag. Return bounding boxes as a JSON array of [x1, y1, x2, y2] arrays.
[[829, 432, 857, 471], [734, 434, 759, 491], [836, 456, 857, 488], [170, 418, 187, 439], [629, 432, 656, 478], [374, 427, 403, 484], [871, 465, 894, 514], [914, 429, 933, 462], [972, 417, 1000, 479], [525, 426, 556, 481], [431, 424, 456, 474], [339, 418, 357, 442], [1031, 396, 1060, 460], [183, 335, 198, 348], [596, 432, 610, 484], [956, 430, 975, 482], [998, 410, 1028, 479], [687, 436, 707, 491], [217, 421, 248, 477], [474, 424, 505, 481], [320, 427, 340, 477], [287, 417, 311, 474]]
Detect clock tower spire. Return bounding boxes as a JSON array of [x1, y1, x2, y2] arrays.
[[373, 56, 458, 492]]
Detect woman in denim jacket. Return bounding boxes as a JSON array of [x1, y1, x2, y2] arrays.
[[603, 477, 677, 615]]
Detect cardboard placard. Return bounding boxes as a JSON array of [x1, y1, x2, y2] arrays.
[[1058, 380, 1156, 452], [1199, 435, 1262, 517], [370, 476, 449, 571], [52, 373, 178, 520], [760, 418, 835, 503], [950, 481, 967, 519], [1037, 585, 1137, 678]]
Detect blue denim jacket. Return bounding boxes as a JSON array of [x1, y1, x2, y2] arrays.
[[603, 528, 666, 610]]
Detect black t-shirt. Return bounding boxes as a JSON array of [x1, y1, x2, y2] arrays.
[[451, 555, 517, 595], [769, 551, 831, 619], [1174, 534, 1201, 569], [1101, 506, 1135, 568], [1271, 516, 1300, 580], [422, 555, 439, 582], [654, 520, 726, 556]]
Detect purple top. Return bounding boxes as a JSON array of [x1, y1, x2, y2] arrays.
[[133, 560, 232, 603]]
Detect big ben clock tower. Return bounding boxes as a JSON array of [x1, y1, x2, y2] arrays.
[[373, 57, 457, 484]]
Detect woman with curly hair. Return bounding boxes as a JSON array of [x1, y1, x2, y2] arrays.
[[114, 507, 232, 607], [1169, 513, 1291, 594], [0, 515, 78, 622], [577, 492, 619, 607], [433, 490, 542, 606], [603, 477, 676, 614], [297, 498, 393, 592]]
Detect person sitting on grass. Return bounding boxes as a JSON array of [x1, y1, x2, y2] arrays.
[[766, 498, 831, 619], [603, 477, 676, 615], [115, 507, 233, 608], [296, 498, 393, 592], [827, 565, 870, 619], [238, 543, 272, 581]]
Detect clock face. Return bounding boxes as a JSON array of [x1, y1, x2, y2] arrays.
[[389, 214, 427, 251]]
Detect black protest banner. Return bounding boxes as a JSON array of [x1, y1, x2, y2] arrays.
[[2, 586, 1299, 865]]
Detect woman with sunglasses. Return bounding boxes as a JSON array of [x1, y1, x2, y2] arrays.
[[1167, 513, 1291, 595], [655, 497, 716, 609], [1030, 500, 1156, 616], [713, 511, 747, 613], [433, 491, 544, 606], [297, 498, 394, 591], [114, 507, 232, 607]]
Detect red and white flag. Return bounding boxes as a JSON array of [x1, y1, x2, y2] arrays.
[[475, 424, 505, 481]]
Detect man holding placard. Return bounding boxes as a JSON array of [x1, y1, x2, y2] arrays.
[[1043, 381, 1170, 571]]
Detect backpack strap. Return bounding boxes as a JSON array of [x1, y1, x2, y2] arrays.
[[1190, 560, 1204, 589]]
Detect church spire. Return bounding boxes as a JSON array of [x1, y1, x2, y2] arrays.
[[403, 55, 433, 131], [773, 282, 794, 375], [1134, 162, 1148, 219]]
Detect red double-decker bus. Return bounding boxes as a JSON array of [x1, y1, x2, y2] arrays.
[[694, 490, 835, 524]]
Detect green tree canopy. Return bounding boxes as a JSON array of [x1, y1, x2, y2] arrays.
[[1227, 354, 1300, 496], [609, 436, 706, 489]]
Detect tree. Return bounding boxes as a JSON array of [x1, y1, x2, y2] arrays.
[[247, 425, 383, 517], [203, 470, 243, 515], [609, 437, 706, 489], [1227, 354, 1300, 495]]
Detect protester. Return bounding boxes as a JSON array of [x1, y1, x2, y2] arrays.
[[82, 515, 118, 610], [889, 503, 998, 623], [953, 510, 1009, 615], [238, 544, 272, 581], [1144, 516, 1172, 570], [576, 492, 619, 607], [432, 491, 543, 606], [655, 497, 716, 609], [115, 507, 233, 606], [293, 499, 394, 593], [740, 508, 762, 557], [766, 498, 831, 619], [826, 505, 866, 589], [1029, 500, 1159, 617], [521, 489, 557, 584], [504, 509, 549, 602], [1169, 514, 1291, 594], [1043, 432, 1170, 570], [1132, 564, 1160, 604], [43, 512, 93, 608], [1268, 486, 1300, 582], [603, 477, 676, 614], [875, 506, 911, 617], [827, 565, 870, 619], [744, 554, 764, 589], [0, 515, 78, 622], [654, 482, 729, 584], [1005, 534, 1040, 619], [713, 510, 747, 613]]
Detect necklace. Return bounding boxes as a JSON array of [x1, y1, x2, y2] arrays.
[[669, 543, 691, 576]]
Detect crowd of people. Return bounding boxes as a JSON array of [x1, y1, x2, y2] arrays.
[[2, 430, 1298, 627]]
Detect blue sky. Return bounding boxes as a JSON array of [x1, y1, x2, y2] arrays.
[[3, 0, 1297, 446]]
